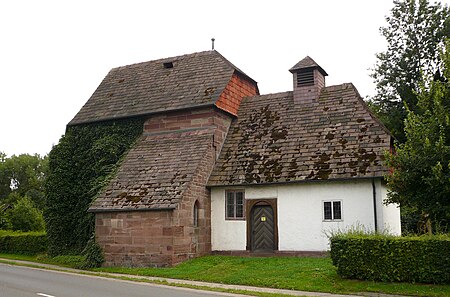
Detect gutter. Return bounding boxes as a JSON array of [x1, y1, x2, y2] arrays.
[[372, 178, 378, 232], [207, 175, 386, 189]]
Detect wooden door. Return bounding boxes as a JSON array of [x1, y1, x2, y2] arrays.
[[250, 205, 275, 251]]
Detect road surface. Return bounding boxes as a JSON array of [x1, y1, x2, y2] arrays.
[[0, 263, 245, 297]]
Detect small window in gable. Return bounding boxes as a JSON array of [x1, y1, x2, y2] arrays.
[[323, 200, 342, 221], [226, 190, 245, 220]]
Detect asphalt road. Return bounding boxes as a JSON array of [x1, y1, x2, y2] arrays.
[[0, 263, 245, 297]]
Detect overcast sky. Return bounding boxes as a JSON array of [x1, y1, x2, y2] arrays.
[[1, 1, 448, 156]]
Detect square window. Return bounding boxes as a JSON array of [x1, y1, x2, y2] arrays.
[[323, 200, 342, 221], [225, 190, 245, 220]]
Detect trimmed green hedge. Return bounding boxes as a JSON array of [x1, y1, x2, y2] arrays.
[[330, 234, 450, 284], [0, 231, 47, 255]]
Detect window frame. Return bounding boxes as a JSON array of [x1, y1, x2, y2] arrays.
[[322, 200, 343, 222], [225, 190, 245, 220]]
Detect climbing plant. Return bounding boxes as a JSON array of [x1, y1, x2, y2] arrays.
[[44, 118, 144, 256]]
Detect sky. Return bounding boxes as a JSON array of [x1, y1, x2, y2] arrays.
[[1, 0, 447, 156]]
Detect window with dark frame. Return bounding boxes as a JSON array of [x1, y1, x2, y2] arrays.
[[323, 201, 342, 221], [226, 190, 245, 220]]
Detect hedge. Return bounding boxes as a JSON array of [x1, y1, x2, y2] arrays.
[[0, 231, 47, 255], [330, 234, 450, 284]]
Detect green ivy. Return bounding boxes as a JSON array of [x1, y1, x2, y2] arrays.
[[79, 234, 104, 269], [44, 118, 144, 256]]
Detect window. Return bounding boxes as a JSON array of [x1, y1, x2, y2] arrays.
[[323, 201, 342, 221], [226, 190, 245, 220], [193, 201, 199, 227]]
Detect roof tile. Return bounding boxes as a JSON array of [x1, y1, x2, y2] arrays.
[[69, 51, 250, 125], [208, 83, 391, 186], [89, 129, 213, 211]]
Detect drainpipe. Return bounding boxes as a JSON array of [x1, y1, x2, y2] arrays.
[[372, 178, 378, 232]]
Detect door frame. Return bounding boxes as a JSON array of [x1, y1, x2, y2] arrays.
[[246, 198, 278, 251]]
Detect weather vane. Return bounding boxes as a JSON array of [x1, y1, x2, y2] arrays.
[[211, 38, 215, 50]]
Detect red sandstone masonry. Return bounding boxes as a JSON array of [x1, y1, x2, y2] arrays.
[[169, 139, 215, 265], [97, 115, 229, 267], [95, 72, 256, 267], [96, 210, 174, 267], [144, 107, 232, 159]]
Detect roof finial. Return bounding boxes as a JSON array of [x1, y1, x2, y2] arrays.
[[211, 38, 215, 50]]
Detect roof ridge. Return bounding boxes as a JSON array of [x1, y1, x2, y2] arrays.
[[212, 51, 257, 84], [322, 82, 353, 91], [111, 50, 216, 71], [70, 50, 250, 125], [246, 90, 292, 99]]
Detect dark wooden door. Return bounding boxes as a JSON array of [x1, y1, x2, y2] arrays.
[[250, 205, 275, 251]]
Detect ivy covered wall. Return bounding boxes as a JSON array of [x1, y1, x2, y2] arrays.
[[44, 118, 144, 256]]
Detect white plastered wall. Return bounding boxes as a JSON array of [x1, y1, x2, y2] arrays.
[[375, 179, 401, 235], [210, 179, 401, 251]]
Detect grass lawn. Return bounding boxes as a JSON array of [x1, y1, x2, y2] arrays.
[[94, 256, 449, 297], [1, 254, 448, 296]]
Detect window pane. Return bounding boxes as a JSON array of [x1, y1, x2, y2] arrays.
[[226, 191, 245, 219], [324, 202, 332, 220], [236, 204, 244, 218], [333, 201, 342, 220], [227, 204, 235, 218], [227, 192, 235, 206], [236, 192, 243, 205]]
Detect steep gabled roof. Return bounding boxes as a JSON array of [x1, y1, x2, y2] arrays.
[[208, 83, 391, 186], [69, 50, 255, 125], [89, 129, 213, 212]]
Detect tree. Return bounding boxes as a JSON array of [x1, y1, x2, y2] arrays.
[[370, 0, 449, 142], [385, 41, 450, 233], [0, 153, 48, 210], [0, 152, 11, 200]]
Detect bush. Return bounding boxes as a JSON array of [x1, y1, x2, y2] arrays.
[[6, 196, 45, 232], [0, 230, 47, 255], [79, 235, 104, 269], [330, 233, 450, 284]]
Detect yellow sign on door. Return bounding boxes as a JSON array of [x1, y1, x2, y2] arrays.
[[261, 216, 266, 222]]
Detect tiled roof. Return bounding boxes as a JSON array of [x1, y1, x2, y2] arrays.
[[89, 129, 212, 212], [69, 51, 252, 125], [208, 83, 392, 186], [289, 56, 328, 75]]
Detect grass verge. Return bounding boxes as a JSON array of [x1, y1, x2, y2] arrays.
[[93, 256, 449, 297], [0, 253, 84, 268]]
